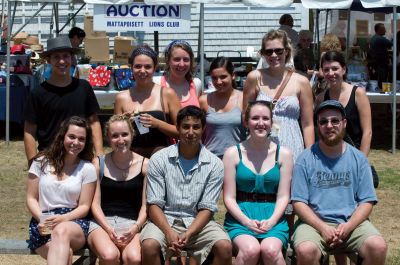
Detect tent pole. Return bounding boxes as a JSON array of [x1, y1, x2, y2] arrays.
[[324, 9, 328, 36], [59, 3, 86, 33], [10, 1, 16, 33], [54, 3, 59, 36], [316, 10, 320, 57], [345, 9, 351, 61], [5, 0, 11, 146], [1, 0, 4, 25], [11, 3, 47, 39], [392, 6, 397, 154], [200, 3, 204, 88], [50, 3, 54, 36], [154, 31, 159, 55]]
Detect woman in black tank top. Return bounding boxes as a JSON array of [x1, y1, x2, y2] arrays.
[[114, 45, 181, 158], [88, 114, 149, 265], [315, 51, 372, 156]]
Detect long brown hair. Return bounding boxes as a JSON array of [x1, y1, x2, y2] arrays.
[[164, 40, 195, 82], [34, 116, 94, 176]]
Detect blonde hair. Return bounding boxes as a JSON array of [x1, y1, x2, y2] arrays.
[[320, 33, 342, 54], [260, 29, 293, 64], [104, 114, 135, 139]]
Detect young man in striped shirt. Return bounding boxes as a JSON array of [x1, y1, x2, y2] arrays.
[[141, 106, 232, 265]]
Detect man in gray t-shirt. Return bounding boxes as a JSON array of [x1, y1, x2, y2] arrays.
[[292, 100, 387, 265]]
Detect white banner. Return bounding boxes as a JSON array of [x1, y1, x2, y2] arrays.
[[93, 3, 191, 32]]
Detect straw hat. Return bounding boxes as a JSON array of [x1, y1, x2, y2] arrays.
[[40, 36, 79, 58], [23, 35, 39, 46], [30, 44, 44, 52], [31, 51, 41, 60]]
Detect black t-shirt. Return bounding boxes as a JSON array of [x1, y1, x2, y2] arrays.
[[24, 78, 100, 151]]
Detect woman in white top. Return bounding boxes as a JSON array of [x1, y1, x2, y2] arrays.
[[243, 29, 314, 161], [26, 116, 97, 265], [154, 40, 202, 108]]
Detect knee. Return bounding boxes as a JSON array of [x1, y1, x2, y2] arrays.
[[212, 239, 232, 260], [237, 242, 260, 260], [362, 236, 388, 258], [98, 247, 120, 263], [122, 250, 141, 265], [141, 239, 161, 257], [260, 243, 282, 261], [295, 241, 321, 262], [51, 223, 70, 242]]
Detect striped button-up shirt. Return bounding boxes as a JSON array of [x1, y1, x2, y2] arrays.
[[147, 144, 224, 228]]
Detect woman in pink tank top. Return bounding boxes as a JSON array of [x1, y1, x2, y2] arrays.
[[157, 40, 201, 108]]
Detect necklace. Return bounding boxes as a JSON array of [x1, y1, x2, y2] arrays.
[[110, 153, 133, 178]]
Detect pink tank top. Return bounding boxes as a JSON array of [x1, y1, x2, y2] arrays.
[[161, 75, 200, 108]]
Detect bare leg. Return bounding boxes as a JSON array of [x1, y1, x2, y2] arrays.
[[359, 236, 387, 265], [233, 235, 260, 265], [88, 227, 120, 265], [260, 237, 285, 265], [47, 222, 86, 265], [295, 241, 321, 265], [35, 242, 50, 260], [211, 239, 232, 265], [141, 238, 162, 265], [121, 233, 142, 265]]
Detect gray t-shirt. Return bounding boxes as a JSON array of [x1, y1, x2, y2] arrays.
[[291, 143, 377, 224]]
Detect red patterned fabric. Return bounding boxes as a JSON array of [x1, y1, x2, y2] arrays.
[[88, 65, 111, 87]]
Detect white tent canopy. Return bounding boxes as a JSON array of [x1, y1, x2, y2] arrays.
[[3, 0, 400, 152]]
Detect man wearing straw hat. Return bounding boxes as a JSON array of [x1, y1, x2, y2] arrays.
[[23, 35, 103, 164]]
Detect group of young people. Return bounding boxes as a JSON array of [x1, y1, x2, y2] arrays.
[[23, 28, 386, 265]]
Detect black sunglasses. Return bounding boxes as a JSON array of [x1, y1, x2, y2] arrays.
[[264, 48, 285, 56], [318, 118, 342, 126]]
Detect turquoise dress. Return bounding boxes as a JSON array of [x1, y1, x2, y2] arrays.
[[224, 144, 289, 247]]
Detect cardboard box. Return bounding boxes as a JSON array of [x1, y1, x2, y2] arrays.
[[113, 36, 136, 64], [84, 15, 107, 38], [13, 31, 28, 44], [84, 37, 110, 63]]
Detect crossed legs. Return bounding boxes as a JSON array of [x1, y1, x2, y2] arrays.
[[35, 221, 86, 265]]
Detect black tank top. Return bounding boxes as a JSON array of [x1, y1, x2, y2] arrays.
[[324, 86, 362, 149], [131, 110, 170, 149], [100, 159, 145, 220]]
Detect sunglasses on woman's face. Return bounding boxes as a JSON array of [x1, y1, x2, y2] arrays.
[[264, 48, 285, 56]]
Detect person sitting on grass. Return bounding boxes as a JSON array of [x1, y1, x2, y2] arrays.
[[26, 116, 97, 265]]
